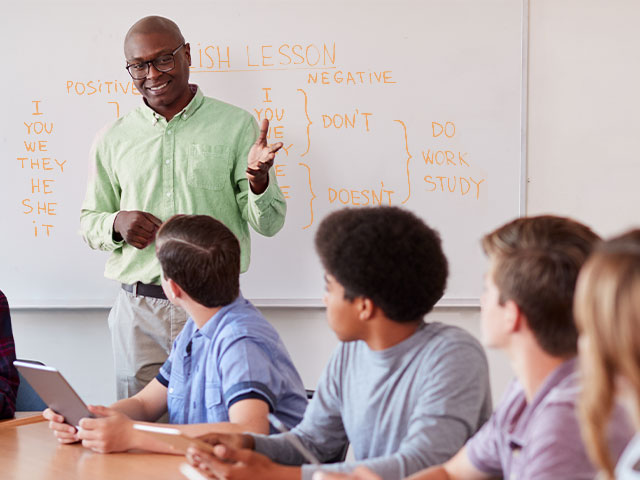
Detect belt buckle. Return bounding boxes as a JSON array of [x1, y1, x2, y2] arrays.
[[132, 282, 138, 297]]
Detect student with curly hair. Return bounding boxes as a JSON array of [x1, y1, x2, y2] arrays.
[[187, 206, 492, 480]]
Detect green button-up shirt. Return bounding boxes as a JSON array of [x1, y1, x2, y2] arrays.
[[80, 86, 286, 284]]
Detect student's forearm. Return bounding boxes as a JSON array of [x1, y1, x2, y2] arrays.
[[110, 397, 155, 421], [406, 466, 451, 480], [178, 421, 265, 437], [271, 465, 301, 480]]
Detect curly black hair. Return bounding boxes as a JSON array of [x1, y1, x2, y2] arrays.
[[315, 206, 448, 323]]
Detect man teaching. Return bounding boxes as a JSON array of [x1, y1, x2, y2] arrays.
[[80, 15, 286, 399]]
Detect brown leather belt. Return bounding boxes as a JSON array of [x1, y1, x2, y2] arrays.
[[121, 282, 167, 300]]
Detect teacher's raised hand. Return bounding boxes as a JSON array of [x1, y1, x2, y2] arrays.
[[246, 118, 283, 194]]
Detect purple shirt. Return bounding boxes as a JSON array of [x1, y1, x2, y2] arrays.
[[466, 358, 632, 480]]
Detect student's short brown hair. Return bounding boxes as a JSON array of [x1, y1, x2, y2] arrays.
[[482, 215, 600, 356], [156, 215, 240, 307]]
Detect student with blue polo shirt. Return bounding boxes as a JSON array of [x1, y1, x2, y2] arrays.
[[43, 214, 307, 453]]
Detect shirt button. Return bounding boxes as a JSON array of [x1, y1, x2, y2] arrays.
[[167, 130, 172, 135], [169, 387, 174, 393], [183, 114, 188, 119], [166, 159, 171, 165], [167, 192, 172, 197]]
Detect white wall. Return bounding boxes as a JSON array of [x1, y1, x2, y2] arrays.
[[10, 0, 640, 408]]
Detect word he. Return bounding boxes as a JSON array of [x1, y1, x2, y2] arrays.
[[328, 182, 395, 206], [66, 80, 140, 96], [424, 175, 485, 199], [322, 110, 372, 131], [308, 70, 395, 85]]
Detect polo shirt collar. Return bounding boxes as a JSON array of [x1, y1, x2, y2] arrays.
[[141, 84, 205, 124], [508, 356, 579, 448], [197, 294, 246, 340]]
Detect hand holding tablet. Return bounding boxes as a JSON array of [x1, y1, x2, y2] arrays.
[[14, 360, 93, 429]]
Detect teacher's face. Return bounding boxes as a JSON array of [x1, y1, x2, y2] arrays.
[[125, 31, 191, 114]]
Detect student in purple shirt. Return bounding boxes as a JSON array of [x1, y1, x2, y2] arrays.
[[316, 216, 634, 480], [44, 215, 307, 453], [403, 216, 633, 480], [0, 289, 19, 419]]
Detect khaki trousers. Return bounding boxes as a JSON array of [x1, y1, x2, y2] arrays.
[[108, 289, 188, 400]]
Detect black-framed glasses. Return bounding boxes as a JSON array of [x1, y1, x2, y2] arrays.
[[126, 43, 186, 79]]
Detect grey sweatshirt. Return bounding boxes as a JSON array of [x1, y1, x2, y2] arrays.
[[253, 322, 492, 480]]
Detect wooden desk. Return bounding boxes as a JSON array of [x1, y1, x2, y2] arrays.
[[0, 421, 188, 480], [0, 411, 45, 428]]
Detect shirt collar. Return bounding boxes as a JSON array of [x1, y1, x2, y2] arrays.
[[197, 293, 246, 340], [141, 84, 205, 125], [508, 357, 579, 447]]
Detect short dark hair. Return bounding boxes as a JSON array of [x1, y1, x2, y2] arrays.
[[482, 215, 600, 356], [314, 206, 448, 323], [156, 215, 240, 307]]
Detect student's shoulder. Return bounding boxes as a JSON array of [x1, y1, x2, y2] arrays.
[[421, 322, 486, 356], [215, 299, 279, 344]]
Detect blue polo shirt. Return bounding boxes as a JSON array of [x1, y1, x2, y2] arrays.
[[156, 295, 307, 430]]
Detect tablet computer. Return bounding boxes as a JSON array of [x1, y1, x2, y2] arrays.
[[132, 424, 216, 454], [13, 360, 93, 428]]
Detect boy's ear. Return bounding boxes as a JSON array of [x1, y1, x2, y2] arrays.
[[164, 277, 183, 301], [504, 299, 523, 333], [358, 297, 376, 322]]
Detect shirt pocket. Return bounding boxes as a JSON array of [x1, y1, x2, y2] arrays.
[[167, 384, 186, 424], [187, 144, 232, 191], [205, 383, 229, 422]]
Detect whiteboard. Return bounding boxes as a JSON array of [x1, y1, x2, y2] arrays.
[[1, 0, 526, 308]]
